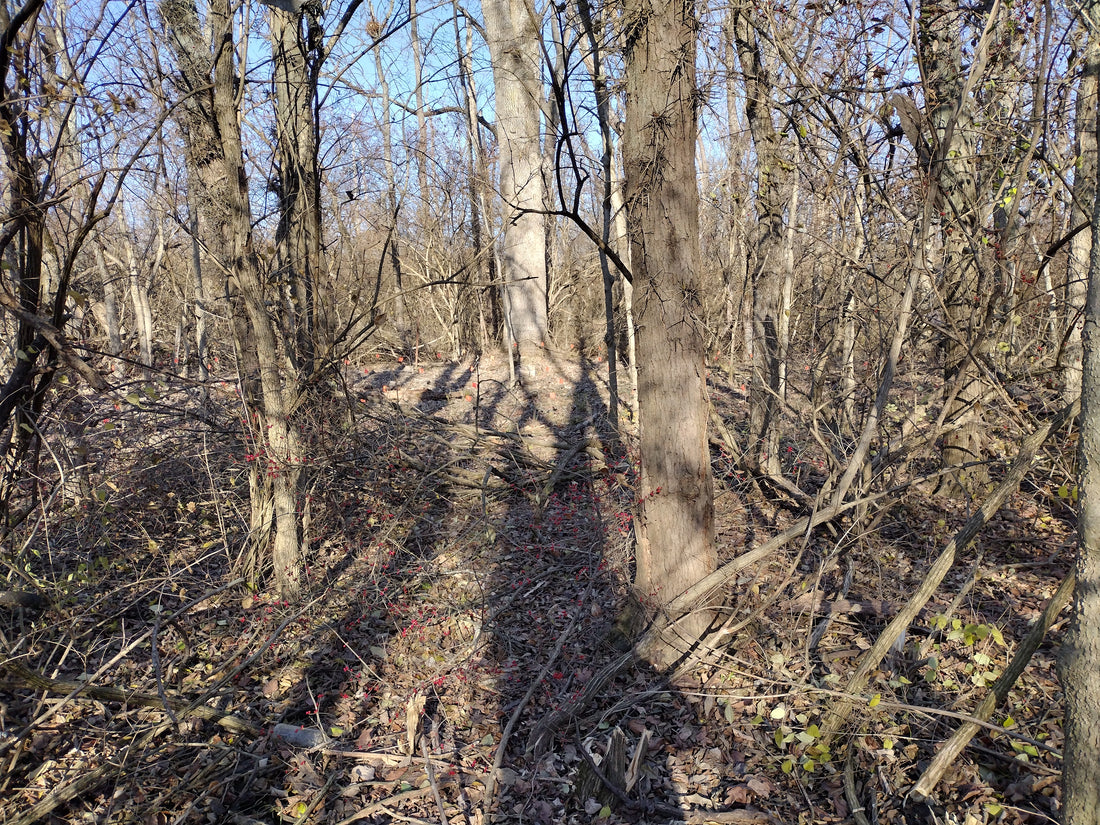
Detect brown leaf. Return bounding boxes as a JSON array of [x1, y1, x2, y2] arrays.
[[724, 783, 753, 804], [745, 775, 775, 797]]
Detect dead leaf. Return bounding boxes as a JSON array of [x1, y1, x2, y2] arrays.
[[725, 783, 753, 804]]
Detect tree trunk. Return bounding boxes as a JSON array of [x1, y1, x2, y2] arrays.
[[94, 242, 124, 377], [918, 0, 994, 496], [1066, 13, 1098, 403], [373, 43, 409, 346], [454, 1, 500, 355], [270, 4, 324, 373], [483, 0, 548, 375], [577, 0, 619, 430], [1061, 7, 1100, 821], [623, 0, 716, 667], [187, 198, 209, 387], [160, 0, 302, 597], [409, 0, 432, 237]]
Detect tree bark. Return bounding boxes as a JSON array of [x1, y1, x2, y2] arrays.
[[1066, 11, 1099, 403], [270, 4, 324, 372], [483, 0, 548, 375], [373, 42, 409, 346], [160, 0, 302, 597], [1061, 10, 1100, 809], [622, 0, 716, 666]]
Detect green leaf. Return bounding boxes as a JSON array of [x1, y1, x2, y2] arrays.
[[882, 737, 893, 749], [598, 805, 612, 819], [868, 694, 881, 708], [781, 759, 793, 774]]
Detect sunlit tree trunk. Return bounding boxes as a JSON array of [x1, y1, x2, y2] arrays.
[[409, 0, 432, 236], [1067, 13, 1099, 403], [623, 0, 715, 667], [454, 1, 499, 354], [1061, 4, 1100, 821], [483, 0, 548, 376], [187, 198, 209, 387], [161, 0, 302, 597], [114, 209, 159, 381], [577, 0, 619, 429], [270, 4, 324, 373], [94, 242, 124, 377]]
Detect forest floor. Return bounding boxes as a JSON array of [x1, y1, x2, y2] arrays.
[[0, 345, 1075, 825]]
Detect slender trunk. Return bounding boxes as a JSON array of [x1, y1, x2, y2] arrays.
[[454, 2, 500, 353], [373, 45, 408, 345], [1067, 19, 1098, 402], [188, 197, 208, 387], [409, 0, 431, 233], [610, 154, 638, 424], [577, 0, 618, 430], [116, 211, 156, 381], [270, 4, 324, 372], [1061, 4, 1100, 821], [94, 242, 124, 377], [919, 0, 998, 496], [160, 0, 302, 597]]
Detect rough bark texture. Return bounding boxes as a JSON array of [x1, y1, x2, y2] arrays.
[[160, 0, 302, 597], [483, 0, 548, 373], [1061, 30, 1100, 813], [1066, 11, 1099, 403], [270, 5, 324, 371], [622, 0, 715, 667]]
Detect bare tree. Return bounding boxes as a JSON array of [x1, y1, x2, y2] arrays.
[[622, 0, 715, 666], [160, 0, 304, 596], [728, 0, 792, 478], [1066, 9, 1099, 402], [269, 1, 326, 371], [483, 0, 549, 375], [1061, 6, 1100, 819]]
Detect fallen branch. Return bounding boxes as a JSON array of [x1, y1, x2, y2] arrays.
[[526, 486, 895, 757], [910, 569, 1074, 799], [7, 761, 113, 825], [0, 659, 260, 735], [819, 398, 1079, 745]]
